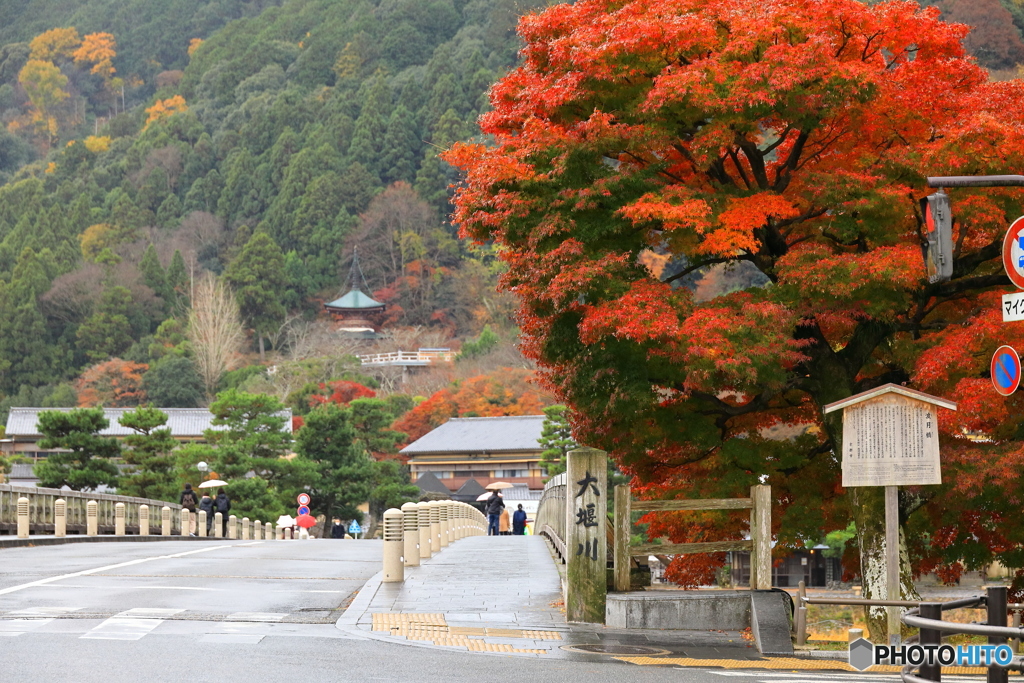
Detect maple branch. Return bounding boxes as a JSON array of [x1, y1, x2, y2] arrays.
[[759, 126, 793, 156], [726, 148, 753, 190], [662, 255, 753, 284], [952, 235, 1002, 278], [735, 133, 769, 189], [932, 273, 1009, 298], [772, 130, 809, 192]]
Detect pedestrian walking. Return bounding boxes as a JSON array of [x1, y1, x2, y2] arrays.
[[499, 507, 511, 535], [331, 518, 346, 539], [215, 488, 231, 536], [484, 490, 504, 536], [512, 504, 527, 535], [198, 493, 215, 534], [179, 483, 199, 536]]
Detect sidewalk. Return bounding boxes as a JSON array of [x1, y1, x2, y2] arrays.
[[337, 534, 772, 664]]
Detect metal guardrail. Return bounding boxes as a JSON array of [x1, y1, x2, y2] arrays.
[[536, 473, 566, 561], [0, 484, 183, 535]]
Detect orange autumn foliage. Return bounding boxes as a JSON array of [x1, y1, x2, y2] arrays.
[[76, 359, 148, 407]]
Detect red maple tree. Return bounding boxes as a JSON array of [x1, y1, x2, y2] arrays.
[[447, 0, 1024, 632]]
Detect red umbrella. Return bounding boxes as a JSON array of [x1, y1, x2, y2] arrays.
[[295, 514, 317, 529]]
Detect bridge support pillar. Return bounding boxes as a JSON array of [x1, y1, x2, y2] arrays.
[[383, 508, 404, 582], [16, 497, 29, 538], [87, 500, 99, 536], [55, 499, 67, 538], [161, 506, 171, 535], [115, 502, 126, 536]]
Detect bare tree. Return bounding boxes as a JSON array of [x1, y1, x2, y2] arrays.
[[188, 274, 246, 398]]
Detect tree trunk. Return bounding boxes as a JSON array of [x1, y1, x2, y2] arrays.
[[851, 487, 919, 640], [258, 335, 265, 362]]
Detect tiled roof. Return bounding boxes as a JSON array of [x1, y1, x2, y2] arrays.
[[5, 407, 293, 439], [401, 415, 546, 455]]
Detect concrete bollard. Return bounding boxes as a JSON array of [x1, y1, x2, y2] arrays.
[[214, 512, 223, 538], [242, 517, 250, 540], [115, 502, 126, 536], [401, 502, 420, 567], [16, 497, 29, 538], [848, 628, 864, 643], [139, 505, 149, 536], [265, 522, 272, 539], [439, 501, 450, 548], [161, 506, 171, 535], [299, 528, 309, 540], [55, 498, 66, 537], [228, 515, 237, 539], [180, 509, 190, 537], [382, 508, 404, 583], [429, 501, 441, 553], [284, 527, 292, 540], [198, 510, 207, 537], [87, 500, 99, 536], [253, 520, 261, 540], [419, 501, 432, 560], [456, 503, 465, 540]]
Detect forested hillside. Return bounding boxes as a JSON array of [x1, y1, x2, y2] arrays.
[[0, 0, 542, 413]]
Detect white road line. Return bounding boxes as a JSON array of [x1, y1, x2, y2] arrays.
[[225, 612, 286, 622], [0, 618, 53, 634], [81, 617, 164, 641], [200, 634, 265, 644], [7, 607, 81, 617], [0, 543, 235, 596]]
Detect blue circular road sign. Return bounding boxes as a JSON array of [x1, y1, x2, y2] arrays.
[[992, 345, 1021, 396], [297, 505, 310, 516]]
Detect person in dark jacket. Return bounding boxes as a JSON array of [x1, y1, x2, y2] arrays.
[[512, 504, 527, 535], [215, 489, 231, 536], [179, 484, 199, 536], [484, 491, 504, 536], [198, 494, 215, 534], [331, 518, 346, 539]]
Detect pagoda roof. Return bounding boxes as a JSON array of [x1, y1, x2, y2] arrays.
[[325, 289, 385, 311]]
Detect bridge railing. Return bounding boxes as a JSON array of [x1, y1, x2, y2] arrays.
[[358, 348, 457, 366], [0, 484, 182, 535], [536, 472, 567, 560]]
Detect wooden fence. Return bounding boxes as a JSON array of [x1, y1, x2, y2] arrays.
[[612, 484, 772, 591]]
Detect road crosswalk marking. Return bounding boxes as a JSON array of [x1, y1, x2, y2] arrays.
[[81, 617, 164, 641]]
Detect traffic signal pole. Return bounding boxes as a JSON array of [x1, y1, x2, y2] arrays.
[[928, 175, 1024, 188]]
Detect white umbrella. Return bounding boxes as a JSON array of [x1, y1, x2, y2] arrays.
[[198, 479, 228, 489], [477, 491, 503, 501], [485, 482, 514, 490], [276, 514, 295, 528]]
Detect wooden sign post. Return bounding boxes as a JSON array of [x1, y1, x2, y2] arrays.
[[824, 384, 956, 645], [566, 447, 607, 623]]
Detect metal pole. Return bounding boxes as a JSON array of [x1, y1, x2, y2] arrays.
[[928, 175, 1024, 188], [988, 586, 1009, 683], [885, 485, 901, 646], [919, 602, 943, 682]]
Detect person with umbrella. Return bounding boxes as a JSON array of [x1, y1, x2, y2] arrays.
[[484, 486, 505, 536]]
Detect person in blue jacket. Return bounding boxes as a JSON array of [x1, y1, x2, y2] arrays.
[[512, 504, 527, 535]]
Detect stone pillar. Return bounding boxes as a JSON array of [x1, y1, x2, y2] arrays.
[[115, 502, 126, 536], [401, 502, 420, 567], [55, 499, 67, 537], [87, 500, 99, 536], [16, 497, 29, 538], [161, 506, 171, 535], [180, 509, 190, 537], [439, 501, 450, 548], [228, 515, 237, 539], [429, 501, 441, 553], [265, 522, 272, 539], [253, 519, 261, 540], [565, 447, 607, 624], [214, 512, 223, 538], [242, 517, 250, 540], [382, 508, 404, 583], [419, 501, 432, 559], [284, 527, 292, 540], [198, 510, 207, 537], [139, 504, 149, 536]]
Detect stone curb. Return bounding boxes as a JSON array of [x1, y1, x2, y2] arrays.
[[0, 535, 233, 549]]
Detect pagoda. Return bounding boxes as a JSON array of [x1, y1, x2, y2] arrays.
[[325, 248, 386, 334]]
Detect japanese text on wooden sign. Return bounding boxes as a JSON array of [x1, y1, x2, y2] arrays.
[[841, 394, 941, 487]]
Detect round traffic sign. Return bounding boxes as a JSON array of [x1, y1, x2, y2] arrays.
[[1002, 217, 1024, 289], [297, 493, 310, 506], [991, 345, 1021, 396], [297, 505, 310, 516]]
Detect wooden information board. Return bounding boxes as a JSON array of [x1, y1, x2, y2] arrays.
[[840, 393, 941, 487]]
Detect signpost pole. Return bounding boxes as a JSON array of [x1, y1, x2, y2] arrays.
[[885, 485, 901, 646]]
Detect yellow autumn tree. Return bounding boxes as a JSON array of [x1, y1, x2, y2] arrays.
[[29, 27, 81, 62], [73, 32, 116, 80], [187, 38, 203, 57], [18, 59, 68, 142], [144, 95, 187, 129], [83, 136, 111, 153], [79, 224, 114, 261]]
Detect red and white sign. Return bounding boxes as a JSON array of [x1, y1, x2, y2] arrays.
[[296, 493, 310, 506], [991, 345, 1022, 396], [1002, 217, 1024, 289]]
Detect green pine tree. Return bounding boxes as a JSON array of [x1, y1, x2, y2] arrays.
[[224, 232, 287, 360], [35, 408, 122, 491], [118, 406, 179, 501]]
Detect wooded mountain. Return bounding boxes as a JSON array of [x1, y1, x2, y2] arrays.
[[0, 0, 541, 404]]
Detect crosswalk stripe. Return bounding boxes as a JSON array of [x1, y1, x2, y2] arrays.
[[80, 617, 164, 641]]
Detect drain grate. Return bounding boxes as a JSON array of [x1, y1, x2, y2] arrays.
[[560, 644, 672, 656]]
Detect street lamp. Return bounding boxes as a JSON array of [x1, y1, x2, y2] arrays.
[[197, 461, 208, 481]]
